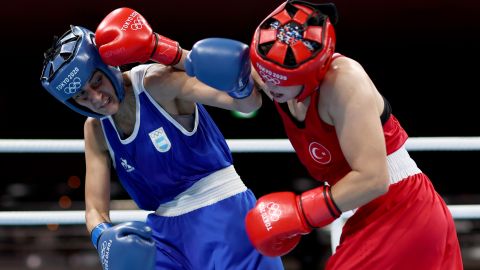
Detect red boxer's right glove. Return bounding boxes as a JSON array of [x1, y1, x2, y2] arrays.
[[95, 7, 182, 66], [245, 185, 341, 257]]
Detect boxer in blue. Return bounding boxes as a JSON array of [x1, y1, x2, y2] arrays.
[[40, 7, 283, 270]]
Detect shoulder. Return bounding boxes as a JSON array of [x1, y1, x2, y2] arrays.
[[143, 64, 183, 88], [84, 118, 108, 151], [322, 56, 370, 92], [142, 64, 190, 103], [329, 56, 365, 76], [319, 56, 375, 108], [84, 117, 103, 131]]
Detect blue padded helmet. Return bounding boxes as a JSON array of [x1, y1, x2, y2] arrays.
[[40, 25, 124, 118]]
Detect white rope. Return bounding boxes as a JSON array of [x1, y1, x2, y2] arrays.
[[2, 137, 480, 153], [404, 137, 480, 151], [0, 205, 476, 225], [0, 139, 85, 153], [1, 137, 479, 253], [0, 210, 150, 225]]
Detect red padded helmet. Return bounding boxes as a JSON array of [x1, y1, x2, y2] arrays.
[[251, 1, 337, 101]]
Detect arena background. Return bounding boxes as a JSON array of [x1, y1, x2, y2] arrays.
[[1, 0, 480, 269]]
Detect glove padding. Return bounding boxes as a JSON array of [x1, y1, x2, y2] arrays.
[[185, 38, 254, 99], [245, 185, 341, 257], [92, 221, 156, 270], [95, 7, 182, 66]]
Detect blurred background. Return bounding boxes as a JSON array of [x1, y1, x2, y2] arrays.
[[1, 0, 480, 269]]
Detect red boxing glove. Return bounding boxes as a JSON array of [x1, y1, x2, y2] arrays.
[[245, 185, 341, 257], [95, 7, 182, 66]]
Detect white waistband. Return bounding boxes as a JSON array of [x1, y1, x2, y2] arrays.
[[387, 146, 422, 184], [155, 165, 247, 217], [347, 146, 422, 216]]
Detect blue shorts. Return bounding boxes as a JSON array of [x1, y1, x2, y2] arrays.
[[146, 189, 284, 270]]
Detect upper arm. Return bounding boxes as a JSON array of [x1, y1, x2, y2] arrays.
[[322, 58, 390, 210], [84, 118, 112, 230], [326, 59, 388, 181], [144, 64, 262, 113]]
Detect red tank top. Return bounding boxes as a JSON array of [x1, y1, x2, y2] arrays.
[[275, 90, 408, 185]]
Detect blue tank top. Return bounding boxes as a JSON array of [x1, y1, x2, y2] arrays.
[[100, 65, 233, 210]]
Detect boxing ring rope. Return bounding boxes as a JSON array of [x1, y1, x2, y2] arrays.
[[0, 205, 478, 225], [3, 137, 480, 153], [1, 137, 480, 252]]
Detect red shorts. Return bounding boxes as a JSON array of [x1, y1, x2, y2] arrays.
[[326, 173, 463, 270]]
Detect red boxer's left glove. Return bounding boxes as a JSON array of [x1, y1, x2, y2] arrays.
[[245, 185, 341, 257], [95, 7, 182, 66]]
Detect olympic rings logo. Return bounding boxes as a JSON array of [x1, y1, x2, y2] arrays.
[[130, 19, 144, 31], [64, 77, 82, 95], [255, 63, 287, 85], [266, 202, 282, 221], [259, 71, 281, 85], [99, 240, 112, 270]]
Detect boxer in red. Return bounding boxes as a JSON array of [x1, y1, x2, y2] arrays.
[[245, 1, 463, 269]]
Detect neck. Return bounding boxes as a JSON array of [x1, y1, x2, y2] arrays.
[[112, 86, 136, 129], [287, 96, 310, 122]]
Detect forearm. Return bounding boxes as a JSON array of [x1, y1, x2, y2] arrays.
[[331, 169, 389, 212], [84, 166, 112, 232], [171, 49, 190, 71], [232, 87, 262, 113], [85, 207, 111, 233]]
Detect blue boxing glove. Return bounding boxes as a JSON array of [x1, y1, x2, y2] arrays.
[[185, 38, 254, 99], [91, 221, 156, 270]]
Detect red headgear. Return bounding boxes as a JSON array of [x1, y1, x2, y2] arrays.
[[250, 1, 337, 101]]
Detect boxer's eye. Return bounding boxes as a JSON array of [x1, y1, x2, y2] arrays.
[[73, 90, 87, 100]]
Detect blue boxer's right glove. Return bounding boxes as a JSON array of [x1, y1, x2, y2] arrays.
[[185, 38, 254, 99], [91, 221, 156, 270]]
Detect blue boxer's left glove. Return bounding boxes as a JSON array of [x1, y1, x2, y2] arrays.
[[91, 221, 156, 270], [185, 38, 254, 99]]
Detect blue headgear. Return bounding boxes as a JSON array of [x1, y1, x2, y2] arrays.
[[40, 25, 124, 118]]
